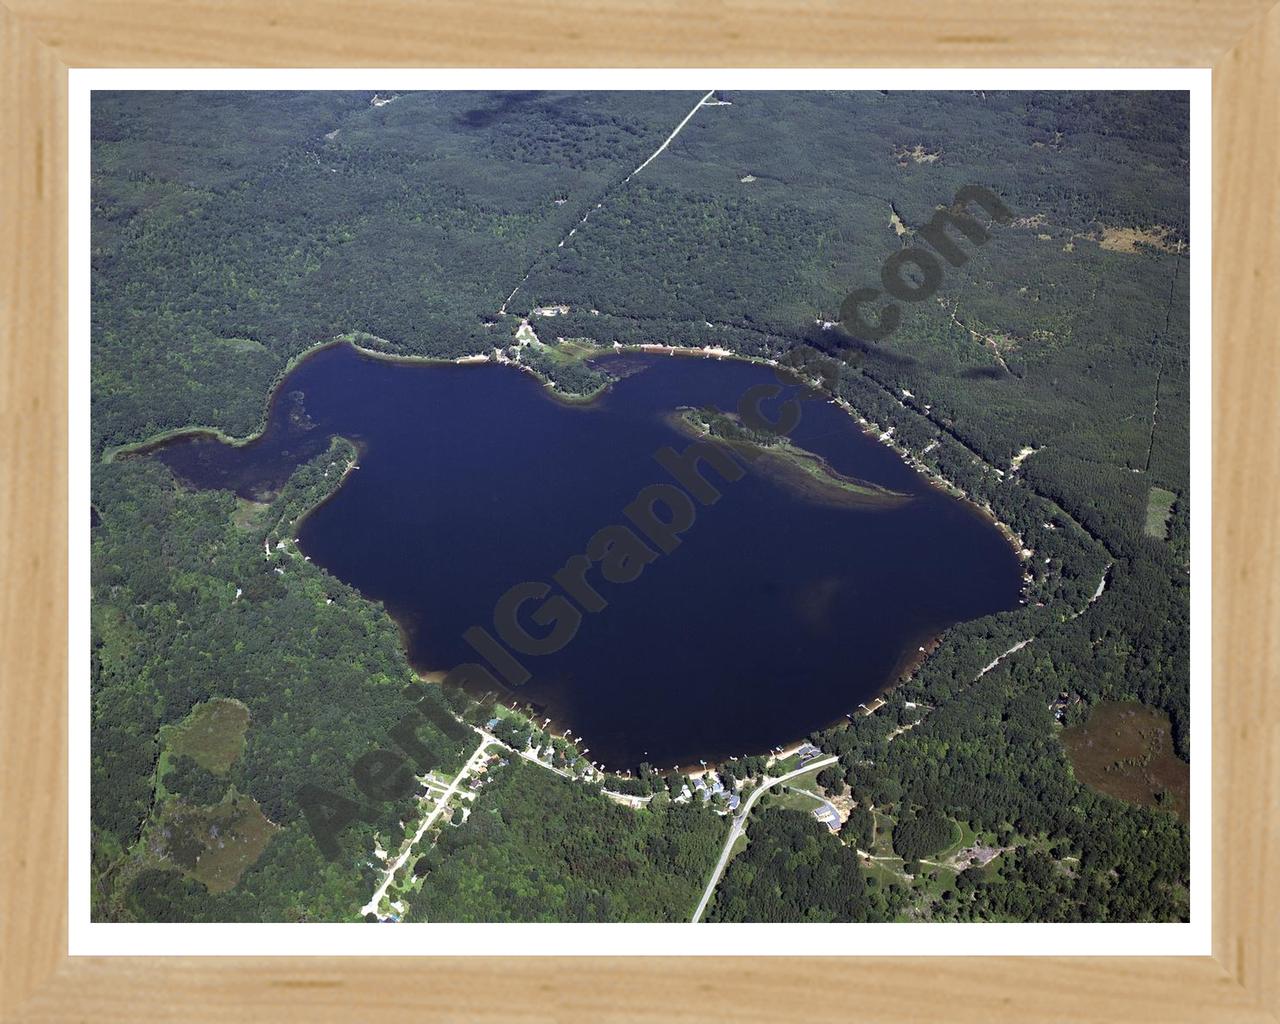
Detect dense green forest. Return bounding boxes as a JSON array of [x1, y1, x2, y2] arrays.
[[405, 760, 724, 922], [708, 809, 876, 922], [92, 90, 1190, 923], [92, 91, 701, 451], [92, 444, 473, 920]]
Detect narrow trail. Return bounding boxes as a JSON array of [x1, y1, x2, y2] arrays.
[[977, 638, 1035, 679], [497, 90, 717, 316], [1144, 255, 1183, 473], [974, 560, 1108, 680], [624, 90, 715, 181], [946, 303, 1014, 376]]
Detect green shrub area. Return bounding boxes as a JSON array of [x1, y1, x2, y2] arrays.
[[91, 447, 468, 921], [91, 90, 703, 451], [708, 808, 881, 922], [406, 760, 724, 922], [893, 809, 959, 862]]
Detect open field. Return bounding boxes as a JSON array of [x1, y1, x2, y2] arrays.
[[1144, 486, 1177, 538], [160, 697, 250, 775], [764, 786, 826, 816], [151, 789, 280, 894]]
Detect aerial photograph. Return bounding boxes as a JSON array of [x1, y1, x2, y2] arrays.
[[90, 89, 1191, 925]]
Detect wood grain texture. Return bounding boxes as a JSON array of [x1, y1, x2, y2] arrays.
[[0, 4, 68, 1021], [1212, 2, 1280, 1013], [2, 0, 1277, 67], [0, 0, 1276, 1019]]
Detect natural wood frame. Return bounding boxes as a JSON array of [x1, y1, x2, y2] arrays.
[[2, 3, 1276, 1020]]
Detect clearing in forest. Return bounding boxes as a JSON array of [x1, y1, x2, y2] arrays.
[[161, 697, 251, 775], [1144, 486, 1176, 539], [1061, 701, 1189, 822], [153, 788, 280, 893], [1098, 224, 1180, 254]]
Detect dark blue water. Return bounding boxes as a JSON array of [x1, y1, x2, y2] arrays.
[[151, 342, 1021, 770]]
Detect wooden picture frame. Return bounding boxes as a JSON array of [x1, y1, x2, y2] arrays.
[[2, 3, 1275, 1019]]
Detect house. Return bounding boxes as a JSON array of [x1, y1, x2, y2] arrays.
[[1051, 691, 1082, 722]]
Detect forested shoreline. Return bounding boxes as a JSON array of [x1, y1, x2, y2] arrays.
[[92, 89, 1191, 923]]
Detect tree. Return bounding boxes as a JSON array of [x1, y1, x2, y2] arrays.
[[893, 809, 957, 862], [815, 766, 843, 792]]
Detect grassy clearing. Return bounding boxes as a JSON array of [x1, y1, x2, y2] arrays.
[[763, 786, 826, 815], [768, 751, 806, 775], [726, 830, 750, 864], [779, 762, 832, 791], [908, 862, 961, 908], [152, 788, 280, 893], [231, 497, 270, 530], [931, 819, 977, 863], [867, 807, 899, 858], [160, 697, 250, 775], [533, 337, 604, 364], [1144, 486, 1177, 539], [1098, 224, 1180, 253], [861, 859, 906, 888]]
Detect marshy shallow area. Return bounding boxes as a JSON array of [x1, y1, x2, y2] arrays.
[[1062, 700, 1190, 822]]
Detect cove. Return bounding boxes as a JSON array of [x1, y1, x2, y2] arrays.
[[148, 342, 1023, 771]]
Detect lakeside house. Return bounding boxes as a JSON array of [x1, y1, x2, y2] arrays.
[[796, 743, 823, 766]]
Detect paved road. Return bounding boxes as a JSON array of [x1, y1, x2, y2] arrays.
[[472, 725, 578, 780], [361, 736, 492, 917], [691, 754, 838, 923]]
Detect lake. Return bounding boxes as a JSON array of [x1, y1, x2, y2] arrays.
[[150, 342, 1023, 771]]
